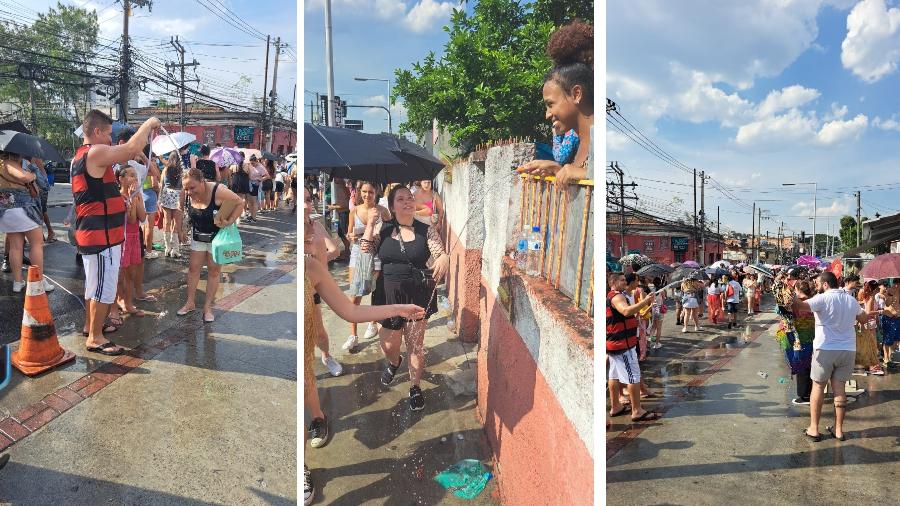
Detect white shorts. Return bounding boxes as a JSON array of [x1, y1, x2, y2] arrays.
[[82, 244, 122, 304], [608, 347, 641, 384], [0, 207, 40, 233], [190, 239, 213, 253]]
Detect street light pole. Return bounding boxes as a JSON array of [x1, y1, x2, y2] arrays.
[[324, 0, 336, 127], [783, 181, 818, 256], [354, 77, 392, 133]]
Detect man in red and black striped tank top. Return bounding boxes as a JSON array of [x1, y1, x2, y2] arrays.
[[72, 110, 160, 356]]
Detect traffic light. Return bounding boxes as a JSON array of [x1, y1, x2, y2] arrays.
[[800, 231, 806, 244]]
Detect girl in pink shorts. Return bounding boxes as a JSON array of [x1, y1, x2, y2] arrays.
[[117, 166, 147, 317]]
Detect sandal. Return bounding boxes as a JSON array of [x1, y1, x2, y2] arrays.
[[802, 429, 822, 442], [107, 316, 124, 326], [135, 294, 158, 302], [826, 426, 846, 441], [176, 307, 196, 316], [86, 341, 125, 356], [609, 406, 629, 417], [631, 411, 661, 422]]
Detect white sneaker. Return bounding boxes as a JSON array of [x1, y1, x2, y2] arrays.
[[322, 355, 343, 377], [42, 278, 55, 292], [342, 335, 359, 351], [12, 281, 25, 293], [171, 248, 182, 258], [652, 343, 662, 349], [363, 322, 379, 339], [304, 465, 314, 505], [145, 250, 160, 260], [681, 327, 688, 333]]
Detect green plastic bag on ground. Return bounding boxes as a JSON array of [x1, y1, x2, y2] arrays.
[[434, 459, 492, 500], [211, 223, 243, 265]]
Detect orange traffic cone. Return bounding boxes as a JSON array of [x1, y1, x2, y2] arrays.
[[11, 266, 75, 376]]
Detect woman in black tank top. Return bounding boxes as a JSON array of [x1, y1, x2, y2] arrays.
[[177, 168, 244, 323], [360, 185, 450, 412]]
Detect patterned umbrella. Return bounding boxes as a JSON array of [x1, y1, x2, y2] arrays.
[[671, 266, 708, 282], [859, 254, 900, 280], [796, 255, 821, 269], [682, 260, 701, 268], [619, 254, 653, 268], [210, 146, 243, 168]]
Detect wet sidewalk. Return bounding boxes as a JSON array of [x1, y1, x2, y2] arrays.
[[0, 209, 298, 504], [305, 263, 499, 505], [606, 297, 900, 505]]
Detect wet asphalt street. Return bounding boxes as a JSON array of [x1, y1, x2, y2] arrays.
[[305, 263, 499, 505], [606, 295, 900, 506], [0, 203, 298, 505]]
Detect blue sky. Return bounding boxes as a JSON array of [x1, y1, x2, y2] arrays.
[[608, 0, 900, 241], [303, 0, 467, 135], [28, 0, 297, 117]]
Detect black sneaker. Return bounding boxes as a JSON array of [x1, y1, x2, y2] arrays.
[[381, 356, 404, 386], [409, 385, 425, 411], [308, 417, 329, 448], [304, 465, 314, 505], [791, 398, 811, 406]]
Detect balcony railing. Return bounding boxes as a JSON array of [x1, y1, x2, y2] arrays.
[[518, 174, 594, 315]]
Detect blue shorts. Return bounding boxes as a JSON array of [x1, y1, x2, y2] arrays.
[[142, 189, 158, 213]]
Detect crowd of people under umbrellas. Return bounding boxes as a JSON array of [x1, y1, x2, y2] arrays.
[[0, 109, 296, 357], [607, 253, 900, 442]]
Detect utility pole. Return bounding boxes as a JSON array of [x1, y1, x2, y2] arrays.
[[291, 83, 297, 122], [266, 37, 281, 152], [693, 169, 698, 261], [856, 190, 862, 248], [757, 207, 763, 263], [699, 170, 706, 265], [260, 35, 270, 149], [751, 201, 756, 264], [325, 0, 336, 127], [117, 0, 152, 122], [717, 205, 720, 260], [607, 162, 637, 257], [166, 36, 199, 132]]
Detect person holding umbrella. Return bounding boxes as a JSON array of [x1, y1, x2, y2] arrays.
[[0, 149, 53, 293], [73, 110, 160, 355]]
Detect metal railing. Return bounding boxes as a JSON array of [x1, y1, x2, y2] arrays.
[[519, 174, 594, 315]]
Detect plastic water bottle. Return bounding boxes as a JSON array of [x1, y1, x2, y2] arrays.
[[526, 226, 542, 276], [515, 228, 528, 271]]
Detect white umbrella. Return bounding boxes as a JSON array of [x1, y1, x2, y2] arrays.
[[150, 130, 196, 156]]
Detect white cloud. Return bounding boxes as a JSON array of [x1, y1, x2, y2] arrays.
[[375, 0, 407, 19], [817, 114, 868, 144], [607, 130, 630, 150], [792, 196, 853, 217], [824, 102, 849, 121], [841, 0, 900, 82], [873, 115, 900, 131], [669, 68, 753, 127], [404, 0, 457, 33], [735, 109, 818, 147], [755, 85, 820, 117], [147, 18, 199, 36]]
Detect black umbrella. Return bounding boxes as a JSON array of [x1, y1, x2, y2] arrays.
[[670, 266, 708, 282], [704, 267, 730, 279], [0, 122, 65, 162], [0, 130, 60, 161], [373, 133, 444, 182], [260, 150, 279, 161], [305, 123, 403, 179], [637, 263, 675, 278]]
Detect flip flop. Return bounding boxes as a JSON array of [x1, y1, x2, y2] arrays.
[[176, 308, 196, 316], [631, 411, 661, 422], [135, 294, 158, 302], [126, 309, 147, 317], [802, 429, 822, 442], [826, 426, 846, 441], [107, 316, 124, 326], [203, 313, 215, 323], [86, 341, 125, 356], [609, 406, 629, 417]]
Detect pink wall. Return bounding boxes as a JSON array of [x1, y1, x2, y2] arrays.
[[162, 123, 296, 153]]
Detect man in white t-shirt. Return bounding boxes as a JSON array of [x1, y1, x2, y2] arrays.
[[793, 271, 871, 442], [722, 275, 742, 329]]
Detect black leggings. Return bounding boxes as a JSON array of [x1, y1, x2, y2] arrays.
[[796, 367, 812, 400]]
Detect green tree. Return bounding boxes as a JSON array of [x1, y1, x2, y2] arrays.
[[838, 215, 868, 252], [0, 2, 100, 148], [394, 0, 593, 150]]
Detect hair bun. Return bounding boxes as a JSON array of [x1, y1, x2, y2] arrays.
[[547, 20, 593, 68]]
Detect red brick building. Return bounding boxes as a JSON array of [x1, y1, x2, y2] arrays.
[[607, 210, 727, 265], [130, 104, 296, 154]]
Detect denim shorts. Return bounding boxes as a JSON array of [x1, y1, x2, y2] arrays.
[[143, 189, 159, 213]]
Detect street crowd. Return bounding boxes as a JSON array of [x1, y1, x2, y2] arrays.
[[0, 109, 296, 357], [607, 257, 900, 442]]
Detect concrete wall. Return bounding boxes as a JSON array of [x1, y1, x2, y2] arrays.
[[437, 144, 593, 505]]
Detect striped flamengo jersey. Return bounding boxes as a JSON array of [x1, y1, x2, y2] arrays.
[[70, 144, 125, 254]]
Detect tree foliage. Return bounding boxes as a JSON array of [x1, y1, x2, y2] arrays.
[[393, 0, 593, 151], [0, 3, 101, 150], [838, 215, 868, 253]]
